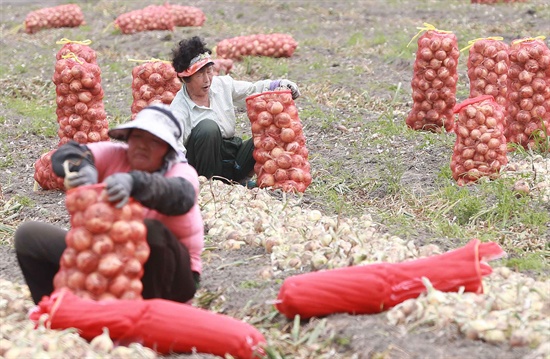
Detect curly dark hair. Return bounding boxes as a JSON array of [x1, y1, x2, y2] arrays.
[[171, 36, 212, 76]]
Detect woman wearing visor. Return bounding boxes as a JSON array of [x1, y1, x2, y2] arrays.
[[170, 36, 301, 186]]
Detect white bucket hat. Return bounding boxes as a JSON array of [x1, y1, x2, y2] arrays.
[[108, 104, 185, 155]]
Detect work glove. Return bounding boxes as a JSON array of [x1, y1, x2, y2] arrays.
[[105, 173, 134, 208], [269, 79, 301, 100], [64, 163, 98, 189]]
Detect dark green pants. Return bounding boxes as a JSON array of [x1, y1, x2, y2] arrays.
[[185, 119, 255, 182]]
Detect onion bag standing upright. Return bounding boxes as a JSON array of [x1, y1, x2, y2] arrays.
[[451, 95, 508, 186], [406, 23, 459, 133], [465, 37, 510, 107], [246, 90, 312, 193], [505, 36, 550, 150], [129, 59, 182, 118]]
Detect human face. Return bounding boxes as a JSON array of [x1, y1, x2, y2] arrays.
[[185, 64, 214, 98], [126, 129, 169, 172]]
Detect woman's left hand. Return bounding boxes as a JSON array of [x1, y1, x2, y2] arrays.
[[105, 173, 134, 208]]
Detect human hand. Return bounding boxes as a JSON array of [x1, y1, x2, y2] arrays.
[[105, 173, 134, 208], [280, 79, 301, 99], [64, 164, 98, 189]]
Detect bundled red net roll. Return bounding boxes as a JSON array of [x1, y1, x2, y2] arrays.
[[466, 37, 510, 107], [216, 34, 298, 61], [505, 36, 550, 150], [406, 23, 459, 133], [451, 95, 508, 186], [130, 59, 182, 118], [53, 184, 149, 301], [169, 4, 206, 27], [246, 90, 312, 193], [114, 4, 175, 34], [24, 4, 85, 34], [33, 150, 65, 191]]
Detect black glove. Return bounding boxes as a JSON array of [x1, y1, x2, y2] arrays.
[[64, 164, 98, 189], [105, 173, 134, 208]]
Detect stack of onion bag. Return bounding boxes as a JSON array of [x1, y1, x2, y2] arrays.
[[34, 40, 109, 191], [216, 34, 298, 61], [114, 4, 174, 34], [406, 23, 459, 133], [24, 4, 84, 34], [505, 37, 550, 150], [53, 40, 109, 146], [169, 4, 206, 27], [30, 288, 266, 358], [451, 95, 508, 186], [130, 59, 182, 118], [53, 184, 150, 301], [275, 239, 505, 320], [246, 90, 312, 193], [466, 37, 510, 107]]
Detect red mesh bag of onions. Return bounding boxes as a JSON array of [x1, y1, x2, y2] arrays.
[[451, 95, 508, 186], [33, 150, 65, 191], [130, 59, 182, 119], [406, 23, 459, 133], [246, 90, 312, 193], [465, 37, 510, 107], [114, 4, 174, 34], [52, 50, 109, 147], [53, 184, 150, 301], [169, 4, 206, 27], [24, 4, 84, 34], [216, 33, 298, 61], [505, 36, 550, 151]]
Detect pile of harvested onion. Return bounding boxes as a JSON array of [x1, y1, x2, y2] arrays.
[[216, 33, 298, 61], [24, 4, 84, 34]]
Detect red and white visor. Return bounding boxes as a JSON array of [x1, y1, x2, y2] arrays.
[[178, 52, 214, 77]]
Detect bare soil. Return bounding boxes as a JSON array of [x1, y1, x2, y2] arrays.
[[1, 0, 549, 358]]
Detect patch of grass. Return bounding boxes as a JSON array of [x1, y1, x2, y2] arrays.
[[5, 97, 57, 138], [504, 251, 549, 273]]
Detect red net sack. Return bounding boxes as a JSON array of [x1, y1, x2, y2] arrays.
[[213, 58, 234, 76], [130, 59, 182, 119], [246, 90, 312, 193], [169, 4, 206, 27], [53, 184, 150, 301], [216, 34, 298, 61], [31, 289, 267, 358], [451, 95, 508, 186], [406, 24, 459, 133], [55, 38, 97, 64], [466, 37, 510, 107], [53, 52, 109, 146], [114, 4, 174, 34], [505, 37, 550, 150], [33, 149, 65, 191], [24, 4, 84, 34]]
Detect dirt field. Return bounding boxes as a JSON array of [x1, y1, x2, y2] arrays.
[[1, 0, 549, 358]]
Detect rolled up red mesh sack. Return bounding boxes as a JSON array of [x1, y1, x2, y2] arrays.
[[406, 23, 459, 133], [33, 150, 65, 191], [129, 59, 182, 118], [24, 4, 84, 34], [52, 184, 150, 301], [246, 90, 312, 193], [275, 239, 505, 320], [169, 4, 206, 27], [216, 34, 298, 61], [451, 95, 508, 186], [30, 288, 266, 358], [505, 36, 550, 150], [114, 4, 174, 34], [466, 37, 510, 107]]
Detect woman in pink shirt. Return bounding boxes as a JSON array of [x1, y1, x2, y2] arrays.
[[14, 104, 204, 304]]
